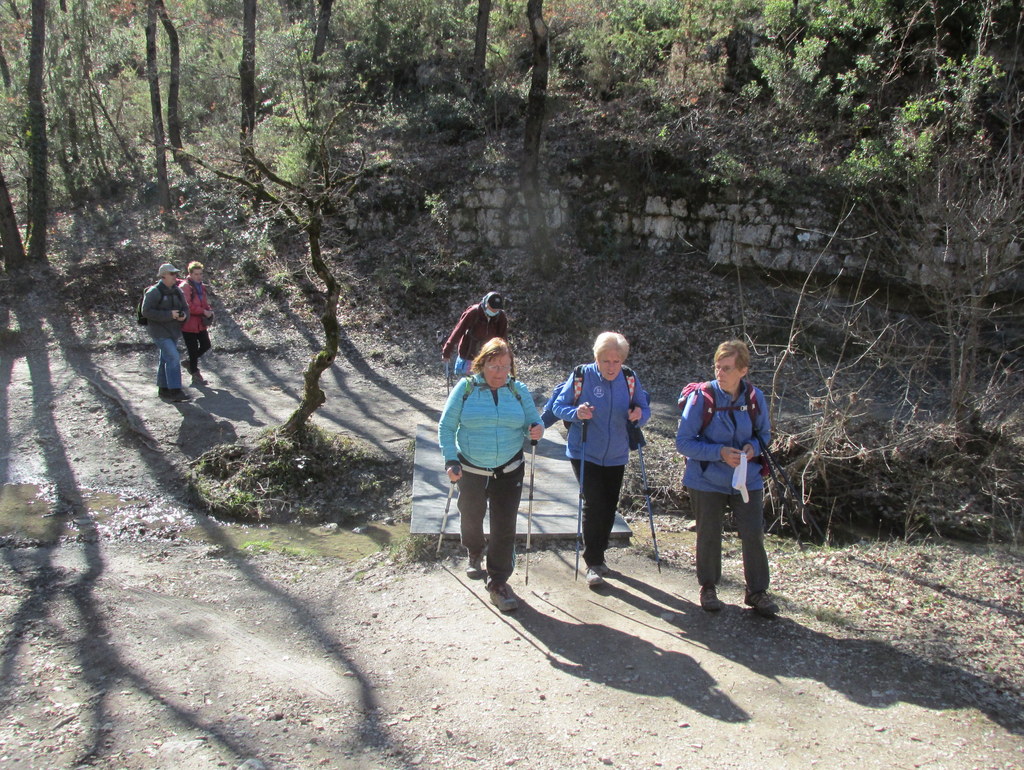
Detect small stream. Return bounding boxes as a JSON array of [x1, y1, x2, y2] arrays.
[[0, 482, 404, 560]]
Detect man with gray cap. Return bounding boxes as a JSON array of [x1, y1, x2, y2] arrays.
[[141, 263, 191, 402], [442, 291, 508, 376]]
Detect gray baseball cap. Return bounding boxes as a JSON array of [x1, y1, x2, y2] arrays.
[[157, 263, 181, 277]]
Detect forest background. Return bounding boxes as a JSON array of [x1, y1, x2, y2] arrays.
[[0, 0, 1022, 543]]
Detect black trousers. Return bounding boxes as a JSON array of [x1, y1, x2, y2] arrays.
[[570, 460, 625, 568], [182, 330, 212, 373]]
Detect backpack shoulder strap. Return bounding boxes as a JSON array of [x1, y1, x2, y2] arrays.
[[699, 382, 717, 433], [570, 364, 586, 405], [677, 381, 717, 433], [622, 365, 636, 404], [462, 375, 523, 403], [460, 375, 476, 402], [744, 381, 760, 422]]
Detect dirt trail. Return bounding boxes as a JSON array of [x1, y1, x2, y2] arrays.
[[1, 337, 1023, 769]]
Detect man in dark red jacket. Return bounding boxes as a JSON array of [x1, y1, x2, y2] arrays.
[[442, 292, 508, 375]]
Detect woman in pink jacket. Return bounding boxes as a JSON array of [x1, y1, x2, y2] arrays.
[[179, 261, 215, 385]]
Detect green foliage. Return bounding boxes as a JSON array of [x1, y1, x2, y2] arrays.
[[705, 151, 747, 187]]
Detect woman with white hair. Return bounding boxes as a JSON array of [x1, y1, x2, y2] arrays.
[[550, 332, 650, 586]]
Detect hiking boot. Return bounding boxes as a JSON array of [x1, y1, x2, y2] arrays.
[[585, 567, 605, 587], [700, 584, 723, 612], [745, 591, 779, 618], [466, 552, 485, 580], [488, 582, 518, 612], [158, 387, 172, 398], [591, 563, 611, 577], [191, 370, 207, 385], [167, 388, 191, 402]]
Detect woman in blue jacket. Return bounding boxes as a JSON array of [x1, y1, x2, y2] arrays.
[[438, 338, 543, 612], [551, 332, 650, 587], [676, 340, 778, 617]]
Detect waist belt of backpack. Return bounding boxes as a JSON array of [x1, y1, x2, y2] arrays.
[[459, 452, 524, 479]]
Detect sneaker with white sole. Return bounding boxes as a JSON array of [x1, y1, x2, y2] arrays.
[[591, 563, 611, 577], [488, 582, 519, 612], [585, 567, 605, 587]]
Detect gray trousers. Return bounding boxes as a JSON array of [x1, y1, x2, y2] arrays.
[[457, 464, 525, 586], [689, 488, 770, 595]]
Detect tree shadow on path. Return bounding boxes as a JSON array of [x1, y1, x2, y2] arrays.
[[510, 592, 749, 723], [605, 571, 1023, 734], [0, 295, 413, 767]]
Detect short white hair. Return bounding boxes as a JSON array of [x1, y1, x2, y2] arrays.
[[593, 332, 629, 361]]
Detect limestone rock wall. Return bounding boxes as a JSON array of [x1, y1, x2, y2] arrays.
[[443, 176, 1022, 293]]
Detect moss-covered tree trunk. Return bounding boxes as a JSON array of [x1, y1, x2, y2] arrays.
[[282, 211, 341, 435]]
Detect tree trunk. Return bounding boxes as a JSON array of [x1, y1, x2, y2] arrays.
[[0, 163, 26, 271], [471, 0, 492, 97], [312, 0, 333, 63], [282, 211, 341, 435], [0, 37, 12, 88], [239, 0, 258, 179], [521, 0, 553, 271], [25, 0, 47, 263], [156, 0, 191, 175], [145, 0, 172, 210]]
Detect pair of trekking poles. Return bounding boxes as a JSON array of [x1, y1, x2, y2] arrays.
[[436, 419, 663, 584], [436, 437, 542, 583], [571, 416, 662, 580]]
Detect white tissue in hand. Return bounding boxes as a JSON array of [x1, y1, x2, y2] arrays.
[[732, 454, 749, 503]]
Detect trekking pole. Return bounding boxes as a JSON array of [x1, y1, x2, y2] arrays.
[[629, 421, 661, 573], [436, 478, 456, 556], [525, 437, 538, 585], [757, 436, 825, 542], [574, 419, 589, 581]]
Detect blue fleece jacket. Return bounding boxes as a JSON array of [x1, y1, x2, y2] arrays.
[[438, 375, 541, 468], [551, 363, 650, 467], [675, 379, 771, 493]]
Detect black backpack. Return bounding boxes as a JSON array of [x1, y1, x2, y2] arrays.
[[136, 291, 148, 326]]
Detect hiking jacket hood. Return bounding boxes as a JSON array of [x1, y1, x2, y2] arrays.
[[438, 375, 541, 469], [676, 379, 771, 493], [551, 363, 650, 467]]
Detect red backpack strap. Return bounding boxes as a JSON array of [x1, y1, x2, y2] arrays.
[[744, 381, 759, 422], [699, 382, 717, 433], [570, 364, 585, 405], [678, 381, 717, 434]]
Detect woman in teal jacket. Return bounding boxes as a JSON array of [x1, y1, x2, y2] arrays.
[[438, 338, 543, 612]]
